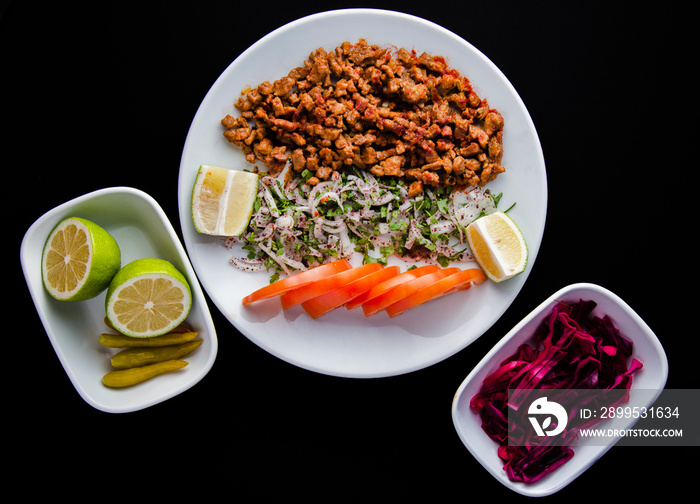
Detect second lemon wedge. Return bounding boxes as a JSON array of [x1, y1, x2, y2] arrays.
[[466, 211, 528, 283]]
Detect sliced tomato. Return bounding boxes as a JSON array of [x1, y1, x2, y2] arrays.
[[362, 267, 460, 317], [280, 262, 384, 309], [242, 259, 352, 305], [301, 265, 401, 319], [384, 268, 487, 317], [457, 267, 488, 289], [345, 264, 439, 310]]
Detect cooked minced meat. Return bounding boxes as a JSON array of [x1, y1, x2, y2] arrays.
[[221, 39, 505, 193]]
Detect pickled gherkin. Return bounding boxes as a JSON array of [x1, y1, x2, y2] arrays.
[[99, 317, 202, 388], [110, 340, 202, 369], [99, 331, 198, 348], [103, 360, 188, 388]]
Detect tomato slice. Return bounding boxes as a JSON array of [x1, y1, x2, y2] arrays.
[[280, 262, 384, 309], [345, 264, 439, 310], [362, 267, 460, 317], [301, 265, 401, 319], [242, 259, 352, 305], [384, 268, 487, 317]]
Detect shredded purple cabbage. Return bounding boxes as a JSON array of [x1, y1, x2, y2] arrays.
[[470, 299, 643, 483]]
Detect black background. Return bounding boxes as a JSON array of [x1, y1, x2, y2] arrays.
[[5, 1, 695, 501]]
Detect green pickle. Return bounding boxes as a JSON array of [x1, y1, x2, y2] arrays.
[[99, 319, 201, 387], [103, 360, 188, 388], [99, 331, 198, 348], [110, 339, 202, 369]]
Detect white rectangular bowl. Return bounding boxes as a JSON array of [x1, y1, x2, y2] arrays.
[[21, 187, 218, 413], [451, 283, 668, 496]]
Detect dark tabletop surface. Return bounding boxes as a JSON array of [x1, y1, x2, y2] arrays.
[[5, 1, 695, 501]]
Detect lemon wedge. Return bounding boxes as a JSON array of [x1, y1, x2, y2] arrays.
[[466, 211, 528, 283], [191, 165, 258, 236]]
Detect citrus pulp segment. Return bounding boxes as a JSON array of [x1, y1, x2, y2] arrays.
[[105, 258, 192, 338], [466, 211, 528, 283], [41, 217, 121, 301], [191, 164, 258, 236]]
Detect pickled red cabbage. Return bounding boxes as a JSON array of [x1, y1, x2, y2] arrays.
[[470, 299, 643, 483]]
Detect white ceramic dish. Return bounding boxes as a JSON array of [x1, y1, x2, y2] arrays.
[[451, 283, 668, 496], [21, 187, 218, 413], [177, 8, 547, 378]]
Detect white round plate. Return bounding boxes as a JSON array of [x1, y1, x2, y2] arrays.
[[177, 9, 547, 378]]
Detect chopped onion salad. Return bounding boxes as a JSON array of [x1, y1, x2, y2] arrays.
[[225, 168, 504, 282]]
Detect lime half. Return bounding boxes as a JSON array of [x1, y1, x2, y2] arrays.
[[105, 258, 192, 338], [41, 217, 121, 301]]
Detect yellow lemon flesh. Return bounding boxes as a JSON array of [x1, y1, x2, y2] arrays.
[[466, 211, 528, 283], [105, 258, 192, 338], [41, 217, 121, 301], [191, 164, 258, 236]]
